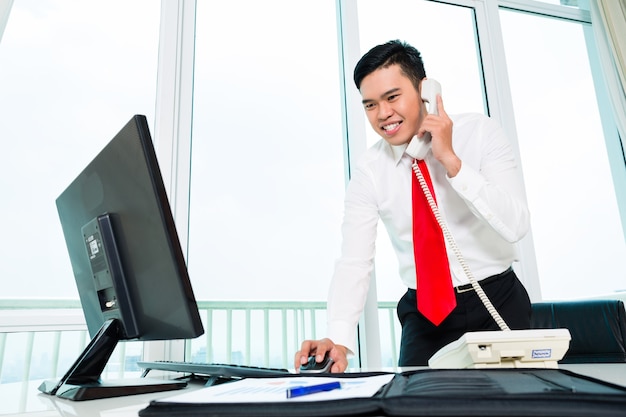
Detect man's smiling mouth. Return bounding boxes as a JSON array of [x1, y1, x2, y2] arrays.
[[382, 122, 401, 133]]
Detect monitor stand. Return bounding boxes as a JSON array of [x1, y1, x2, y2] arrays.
[[38, 318, 186, 401]]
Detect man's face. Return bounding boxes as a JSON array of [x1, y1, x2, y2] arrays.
[[359, 64, 424, 146]]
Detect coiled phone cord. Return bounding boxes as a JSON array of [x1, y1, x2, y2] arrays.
[[412, 160, 510, 332]]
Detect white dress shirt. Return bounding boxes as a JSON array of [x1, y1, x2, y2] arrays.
[[326, 112, 530, 354]]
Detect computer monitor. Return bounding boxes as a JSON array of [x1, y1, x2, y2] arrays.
[[38, 115, 204, 401]]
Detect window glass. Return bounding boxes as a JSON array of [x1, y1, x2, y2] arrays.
[[0, 0, 160, 299], [188, 1, 344, 367], [354, 0, 484, 304], [531, 0, 580, 6], [499, 9, 626, 299]]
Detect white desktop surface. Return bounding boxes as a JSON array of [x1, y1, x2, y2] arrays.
[[2, 365, 626, 417], [0, 378, 206, 417]]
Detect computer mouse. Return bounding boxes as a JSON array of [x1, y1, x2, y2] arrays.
[[299, 354, 334, 373]]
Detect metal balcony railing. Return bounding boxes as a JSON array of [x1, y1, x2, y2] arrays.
[[0, 299, 401, 387]]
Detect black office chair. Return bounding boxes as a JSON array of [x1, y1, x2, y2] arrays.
[[530, 299, 626, 363]]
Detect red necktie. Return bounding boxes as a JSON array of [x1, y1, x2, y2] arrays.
[[411, 159, 456, 325]]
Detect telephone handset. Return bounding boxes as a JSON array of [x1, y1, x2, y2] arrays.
[[405, 79, 442, 160]]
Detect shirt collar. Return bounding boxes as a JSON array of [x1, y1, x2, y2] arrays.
[[390, 143, 409, 166]]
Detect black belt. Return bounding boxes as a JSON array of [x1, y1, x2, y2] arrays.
[[454, 267, 513, 294]]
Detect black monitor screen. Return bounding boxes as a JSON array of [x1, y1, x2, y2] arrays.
[[40, 115, 204, 401]]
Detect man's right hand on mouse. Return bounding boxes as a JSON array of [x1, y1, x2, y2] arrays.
[[294, 338, 349, 373]]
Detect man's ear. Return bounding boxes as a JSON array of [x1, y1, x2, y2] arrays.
[[417, 77, 428, 95]]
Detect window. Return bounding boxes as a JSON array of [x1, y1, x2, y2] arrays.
[[0, 0, 160, 388], [0, 0, 160, 299], [187, 0, 345, 366], [340, 0, 626, 365], [500, 7, 626, 299], [347, 0, 626, 304]]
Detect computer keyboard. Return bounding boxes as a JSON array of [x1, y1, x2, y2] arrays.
[[137, 360, 291, 379]]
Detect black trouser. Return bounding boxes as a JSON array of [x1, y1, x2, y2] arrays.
[[397, 267, 531, 366]]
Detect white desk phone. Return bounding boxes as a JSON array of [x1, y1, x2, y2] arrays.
[[408, 79, 571, 369]]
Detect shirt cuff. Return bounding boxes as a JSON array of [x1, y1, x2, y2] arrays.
[[327, 320, 356, 358]]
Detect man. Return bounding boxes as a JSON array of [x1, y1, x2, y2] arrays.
[[295, 40, 531, 372]]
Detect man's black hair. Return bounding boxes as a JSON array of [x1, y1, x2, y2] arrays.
[[353, 40, 426, 91]]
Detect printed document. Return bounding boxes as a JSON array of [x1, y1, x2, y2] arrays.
[[155, 374, 395, 403]]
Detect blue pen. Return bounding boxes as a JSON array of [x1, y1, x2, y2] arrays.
[[286, 381, 342, 398]]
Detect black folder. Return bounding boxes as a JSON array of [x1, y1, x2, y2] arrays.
[[139, 368, 626, 417]]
